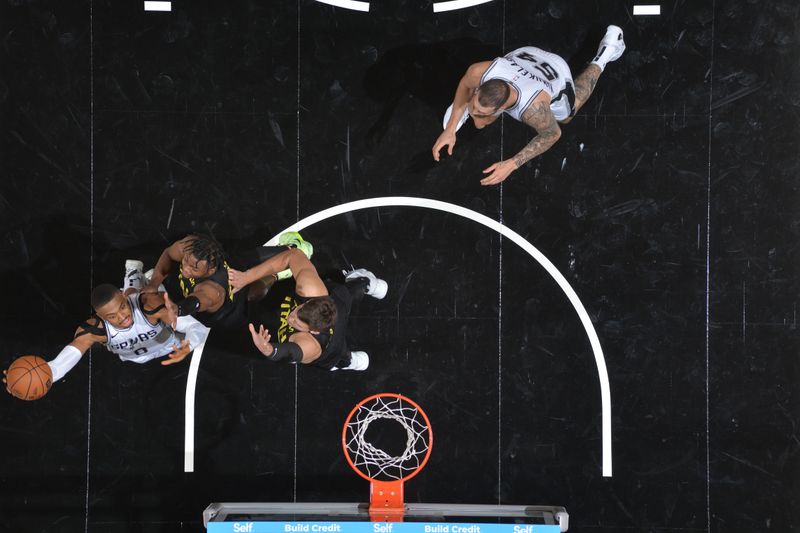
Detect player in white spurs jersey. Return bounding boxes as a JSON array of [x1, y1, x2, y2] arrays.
[[3, 284, 209, 394], [432, 25, 626, 186], [101, 290, 184, 364]]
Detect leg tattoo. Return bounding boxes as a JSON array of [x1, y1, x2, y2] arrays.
[[573, 64, 602, 114]]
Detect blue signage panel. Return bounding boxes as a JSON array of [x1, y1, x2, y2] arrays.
[[208, 522, 561, 533]]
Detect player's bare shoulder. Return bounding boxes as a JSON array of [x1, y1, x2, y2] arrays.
[[464, 61, 495, 86], [196, 278, 226, 299]]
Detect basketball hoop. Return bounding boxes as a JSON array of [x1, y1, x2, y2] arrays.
[[207, 393, 568, 530], [342, 393, 433, 521]]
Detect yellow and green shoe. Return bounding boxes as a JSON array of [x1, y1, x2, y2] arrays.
[[276, 231, 313, 280]]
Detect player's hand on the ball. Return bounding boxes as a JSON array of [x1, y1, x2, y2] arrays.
[[2, 369, 8, 393], [248, 323, 273, 356], [162, 339, 192, 365]]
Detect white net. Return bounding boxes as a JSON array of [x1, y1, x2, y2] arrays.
[[344, 395, 432, 481]]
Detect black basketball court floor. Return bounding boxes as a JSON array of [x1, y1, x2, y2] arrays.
[[1, 1, 797, 532]]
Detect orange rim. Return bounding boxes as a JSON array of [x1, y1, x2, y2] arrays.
[[342, 392, 433, 483]]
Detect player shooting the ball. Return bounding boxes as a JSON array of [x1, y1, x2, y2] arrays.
[[3, 283, 208, 400]]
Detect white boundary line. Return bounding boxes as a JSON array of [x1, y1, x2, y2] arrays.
[[263, 196, 613, 476], [144, 1, 172, 11], [433, 0, 494, 13], [314, 0, 370, 12], [632, 4, 660, 15], [182, 197, 613, 475], [86, 2, 95, 529], [310, 0, 496, 14], [184, 330, 210, 472]]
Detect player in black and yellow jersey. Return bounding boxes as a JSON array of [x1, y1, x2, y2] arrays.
[[144, 234, 244, 329], [143, 233, 314, 330], [228, 246, 387, 371]]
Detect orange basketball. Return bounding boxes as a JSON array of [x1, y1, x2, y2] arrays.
[[6, 355, 52, 401]]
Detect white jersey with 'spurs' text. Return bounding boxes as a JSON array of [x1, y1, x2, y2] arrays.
[[480, 46, 575, 122], [102, 294, 178, 363]]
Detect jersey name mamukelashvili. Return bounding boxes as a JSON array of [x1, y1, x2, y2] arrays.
[[102, 294, 178, 363], [481, 46, 575, 122]]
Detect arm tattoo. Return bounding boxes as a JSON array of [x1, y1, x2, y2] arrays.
[[512, 101, 562, 168]]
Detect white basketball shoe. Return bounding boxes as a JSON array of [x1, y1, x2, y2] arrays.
[[124, 260, 145, 290], [592, 25, 626, 71], [344, 351, 370, 371], [343, 268, 388, 299], [330, 351, 370, 372]]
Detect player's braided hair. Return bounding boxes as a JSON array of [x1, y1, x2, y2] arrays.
[[184, 234, 226, 270]]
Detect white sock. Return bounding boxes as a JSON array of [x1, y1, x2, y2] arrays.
[[591, 46, 616, 72], [591, 28, 624, 72]]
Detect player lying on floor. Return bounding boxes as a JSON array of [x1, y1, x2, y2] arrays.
[[433, 25, 626, 185]]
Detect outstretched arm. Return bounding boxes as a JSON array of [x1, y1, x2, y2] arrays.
[[48, 320, 105, 382], [145, 236, 194, 290], [432, 61, 492, 161], [479, 95, 562, 186], [248, 324, 322, 365], [229, 248, 327, 298], [3, 326, 100, 395]]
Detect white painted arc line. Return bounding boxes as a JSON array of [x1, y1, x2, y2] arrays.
[[313, 0, 370, 12], [144, 1, 172, 12], [433, 0, 494, 13], [184, 330, 210, 473], [264, 196, 613, 477], [633, 4, 660, 15]]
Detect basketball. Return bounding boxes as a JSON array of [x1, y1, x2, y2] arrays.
[[6, 355, 53, 401]]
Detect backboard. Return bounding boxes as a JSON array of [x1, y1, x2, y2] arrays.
[[203, 502, 569, 532]]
